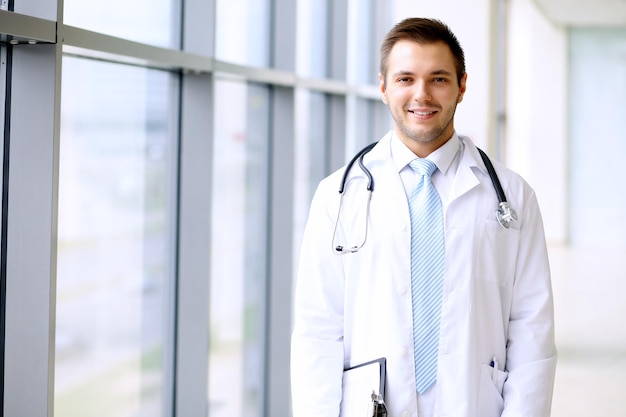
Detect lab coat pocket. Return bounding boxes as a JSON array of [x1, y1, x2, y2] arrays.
[[476, 219, 520, 285], [477, 363, 507, 417]]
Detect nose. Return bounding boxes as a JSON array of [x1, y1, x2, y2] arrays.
[[413, 80, 432, 103]]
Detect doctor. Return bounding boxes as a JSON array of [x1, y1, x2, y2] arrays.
[[291, 17, 557, 417]]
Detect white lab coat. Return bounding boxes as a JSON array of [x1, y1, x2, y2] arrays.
[[291, 132, 557, 417]]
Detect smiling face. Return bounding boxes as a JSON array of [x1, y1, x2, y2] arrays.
[[380, 40, 467, 158]]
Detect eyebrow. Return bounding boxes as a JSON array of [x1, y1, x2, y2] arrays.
[[390, 70, 414, 78], [430, 69, 455, 77], [390, 69, 455, 78]]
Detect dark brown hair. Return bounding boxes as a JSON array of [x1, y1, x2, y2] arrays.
[[380, 18, 466, 87]]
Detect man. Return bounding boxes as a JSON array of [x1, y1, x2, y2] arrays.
[[291, 18, 557, 417]]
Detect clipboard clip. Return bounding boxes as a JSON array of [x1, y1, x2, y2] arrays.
[[369, 391, 388, 417]]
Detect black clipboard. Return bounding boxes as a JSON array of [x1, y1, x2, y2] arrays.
[[340, 357, 386, 416]]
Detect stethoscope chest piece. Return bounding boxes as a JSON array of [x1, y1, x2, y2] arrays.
[[496, 201, 518, 229]]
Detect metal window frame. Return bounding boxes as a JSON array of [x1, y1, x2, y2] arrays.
[[3, 41, 61, 417]]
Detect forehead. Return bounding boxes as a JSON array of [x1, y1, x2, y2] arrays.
[[387, 40, 456, 74]]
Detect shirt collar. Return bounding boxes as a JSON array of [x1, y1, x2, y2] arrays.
[[391, 131, 460, 174]]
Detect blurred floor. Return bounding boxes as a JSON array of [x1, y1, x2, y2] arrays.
[[549, 244, 626, 416]]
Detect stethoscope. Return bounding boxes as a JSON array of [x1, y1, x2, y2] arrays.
[[332, 141, 518, 254]]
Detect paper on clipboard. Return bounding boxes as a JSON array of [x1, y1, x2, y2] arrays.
[[340, 357, 386, 417]]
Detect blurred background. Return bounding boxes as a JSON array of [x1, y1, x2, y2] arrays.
[[1, 0, 625, 416]]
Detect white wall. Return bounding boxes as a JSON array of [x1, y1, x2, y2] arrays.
[[506, 0, 568, 243]]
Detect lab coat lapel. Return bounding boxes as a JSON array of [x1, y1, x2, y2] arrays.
[[448, 140, 485, 205]]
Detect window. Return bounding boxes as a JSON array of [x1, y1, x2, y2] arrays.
[[296, 0, 330, 77], [215, 0, 271, 67], [1, 2, 405, 416], [63, 0, 179, 47], [209, 79, 270, 416], [55, 57, 178, 417], [354, 97, 391, 149], [568, 28, 626, 246], [292, 89, 330, 277]]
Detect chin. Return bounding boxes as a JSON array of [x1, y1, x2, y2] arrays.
[[408, 130, 442, 144]]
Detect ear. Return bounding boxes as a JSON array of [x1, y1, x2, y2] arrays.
[[457, 73, 468, 103], [379, 73, 388, 105]]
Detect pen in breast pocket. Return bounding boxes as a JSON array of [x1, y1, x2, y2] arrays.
[[490, 356, 498, 383]]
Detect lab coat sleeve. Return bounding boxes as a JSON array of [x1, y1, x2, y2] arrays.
[[291, 178, 346, 417], [502, 187, 558, 417]]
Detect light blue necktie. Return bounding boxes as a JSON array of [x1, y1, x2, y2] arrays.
[[408, 158, 445, 395]]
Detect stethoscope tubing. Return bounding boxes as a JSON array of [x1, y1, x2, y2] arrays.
[[477, 148, 506, 204], [339, 141, 511, 208], [339, 141, 377, 194]]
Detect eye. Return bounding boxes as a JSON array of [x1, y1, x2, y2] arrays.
[[433, 77, 448, 83]]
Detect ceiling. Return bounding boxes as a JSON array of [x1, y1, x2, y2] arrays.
[[532, 0, 626, 27]]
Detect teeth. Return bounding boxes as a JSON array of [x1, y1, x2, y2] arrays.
[[413, 111, 434, 116]]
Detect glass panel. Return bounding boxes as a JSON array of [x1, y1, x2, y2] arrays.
[[352, 0, 375, 84], [296, 0, 329, 77], [294, 89, 329, 202], [568, 28, 626, 246], [209, 79, 269, 417], [55, 57, 177, 417], [293, 89, 329, 278], [63, 0, 178, 48], [349, 0, 397, 84], [215, 0, 271, 67], [354, 97, 391, 149]]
